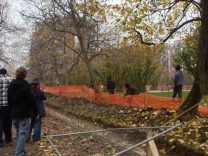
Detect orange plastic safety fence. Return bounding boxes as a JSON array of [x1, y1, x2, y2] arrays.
[[44, 85, 208, 115]]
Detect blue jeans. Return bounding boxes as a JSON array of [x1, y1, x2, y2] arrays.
[[28, 117, 42, 141], [13, 118, 31, 156]]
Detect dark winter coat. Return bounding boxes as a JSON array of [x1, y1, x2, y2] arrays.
[[124, 86, 139, 96], [106, 79, 116, 91], [8, 79, 38, 119], [32, 89, 46, 117]]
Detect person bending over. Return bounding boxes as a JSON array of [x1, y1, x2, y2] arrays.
[[124, 83, 139, 96]]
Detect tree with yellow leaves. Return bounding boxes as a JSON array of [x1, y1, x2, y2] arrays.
[[113, 0, 207, 114]]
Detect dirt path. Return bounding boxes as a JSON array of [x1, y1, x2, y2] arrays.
[[45, 107, 146, 156], [0, 114, 74, 156], [0, 108, 145, 156]]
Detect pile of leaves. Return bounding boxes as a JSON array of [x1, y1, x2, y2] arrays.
[[46, 94, 208, 156], [200, 96, 208, 109]]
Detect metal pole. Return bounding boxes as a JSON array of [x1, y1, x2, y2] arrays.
[[46, 136, 62, 156], [46, 126, 174, 138], [112, 124, 181, 156]]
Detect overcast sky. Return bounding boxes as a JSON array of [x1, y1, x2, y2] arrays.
[[0, 0, 31, 69], [8, 0, 24, 24]]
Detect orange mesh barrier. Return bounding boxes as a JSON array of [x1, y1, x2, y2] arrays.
[[45, 85, 208, 115]]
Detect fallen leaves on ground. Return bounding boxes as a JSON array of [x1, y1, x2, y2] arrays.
[[46, 94, 208, 156], [0, 115, 74, 156]]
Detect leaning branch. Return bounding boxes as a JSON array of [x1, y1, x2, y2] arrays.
[[133, 28, 156, 45], [134, 17, 201, 46], [162, 17, 201, 43]]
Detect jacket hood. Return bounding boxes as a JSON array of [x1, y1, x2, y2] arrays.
[[10, 79, 28, 86]]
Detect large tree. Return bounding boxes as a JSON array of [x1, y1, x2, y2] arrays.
[[22, 0, 114, 91], [28, 23, 80, 84], [113, 0, 207, 114]]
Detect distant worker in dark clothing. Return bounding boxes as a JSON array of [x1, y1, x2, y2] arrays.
[[8, 67, 38, 156], [124, 83, 139, 96], [0, 68, 13, 148], [89, 80, 94, 89], [28, 78, 46, 142], [106, 75, 116, 94], [172, 65, 183, 98]]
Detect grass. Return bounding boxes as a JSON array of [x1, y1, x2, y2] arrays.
[[148, 91, 190, 98], [103, 90, 190, 98]]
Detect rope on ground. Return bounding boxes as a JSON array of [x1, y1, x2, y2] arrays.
[[112, 99, 201, 156], [112, 124, 181, 156], [162, 103, 200, 126], [45, 126, 174, 138], [46, 136, 62, 156]]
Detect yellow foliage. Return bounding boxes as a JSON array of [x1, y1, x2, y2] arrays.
[[109, 0, 200, 47]]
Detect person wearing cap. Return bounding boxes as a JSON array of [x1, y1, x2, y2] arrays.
[[172, 65, 184, 98], [28, 78, 46, 142], [8, 67, 38, 156], [0, 68, 13, 148]]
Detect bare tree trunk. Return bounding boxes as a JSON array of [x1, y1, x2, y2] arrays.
[[197, 1, 208, 95], [85, 58, 98, 92], [179, 0, 208, 114], [51, 54, 61, 84], [77, 28, 99, 92]]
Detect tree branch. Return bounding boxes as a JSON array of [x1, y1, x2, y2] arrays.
[[133, 28, 156, 45], [134, 17, 201, 45], [162, 17, 201, 42]]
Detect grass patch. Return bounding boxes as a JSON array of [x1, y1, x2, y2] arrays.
[[148, 91, 189, 98]]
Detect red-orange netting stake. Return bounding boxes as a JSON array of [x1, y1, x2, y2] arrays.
[[43, 85, 208, 115]]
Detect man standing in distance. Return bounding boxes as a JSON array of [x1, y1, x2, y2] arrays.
[[172, 65, 184, 98], [106, 75, 116, 94]]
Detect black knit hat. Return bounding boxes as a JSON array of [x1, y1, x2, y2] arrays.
[[0, 68, 7, 74], [175, 65, 181, 70]]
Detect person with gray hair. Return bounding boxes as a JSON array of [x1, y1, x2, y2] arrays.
[[0, 68, 13, 148]]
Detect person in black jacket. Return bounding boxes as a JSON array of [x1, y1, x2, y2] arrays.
[[106, 75, 116, 94], [124, 83, 139, 96], [8, 67, 38, 156]]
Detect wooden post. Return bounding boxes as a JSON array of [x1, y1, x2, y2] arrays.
[[146, 131, 160, 156]]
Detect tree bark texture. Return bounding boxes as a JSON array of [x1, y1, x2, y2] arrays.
[[179, 0, 208, 114], [77, 28, 98, 92]]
